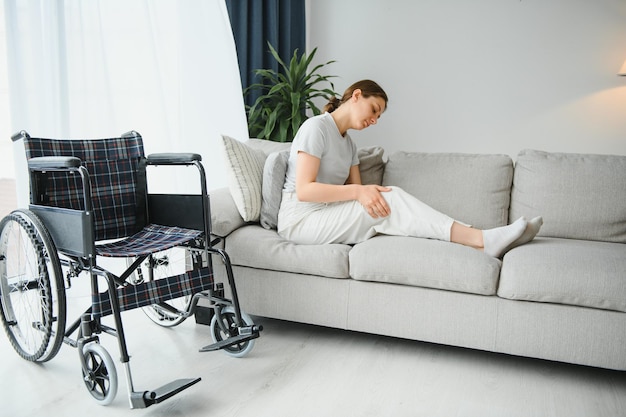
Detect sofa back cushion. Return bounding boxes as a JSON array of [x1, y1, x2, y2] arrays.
[[383, 152, 513, 229], [510, 149, 626, 243]]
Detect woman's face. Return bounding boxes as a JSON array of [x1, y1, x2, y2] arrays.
[[352, 90, 386, 130]]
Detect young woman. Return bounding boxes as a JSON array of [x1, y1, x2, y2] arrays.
[[277, 79, 542, 257]]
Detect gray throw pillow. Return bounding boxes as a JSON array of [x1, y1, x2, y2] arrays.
[[259, 146, 386, 230], [358, 146, 385, 185], [260, 150, 290, 229]]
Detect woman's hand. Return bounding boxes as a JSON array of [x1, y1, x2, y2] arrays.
[[295, 152, 391, 217], [357, 185, 392, 218]]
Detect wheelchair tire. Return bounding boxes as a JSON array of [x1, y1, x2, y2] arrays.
[[0, 209, 66, 362], [128, 247, 192, 327], [81, 342, 118, 405], [210, 306, 255, 358]]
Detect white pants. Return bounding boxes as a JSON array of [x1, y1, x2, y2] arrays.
[[277, 186, 455, 245]]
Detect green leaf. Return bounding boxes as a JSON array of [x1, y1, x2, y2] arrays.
[[243, 41, 337, 142]]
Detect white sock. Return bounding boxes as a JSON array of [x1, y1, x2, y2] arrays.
[[502, 216, 543, 254], [482, 217, 527, 258]]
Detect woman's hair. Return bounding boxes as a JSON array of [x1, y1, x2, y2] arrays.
[[323, 79, 388, 113]]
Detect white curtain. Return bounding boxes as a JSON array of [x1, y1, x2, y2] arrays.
[[4, 0, 248, 206]]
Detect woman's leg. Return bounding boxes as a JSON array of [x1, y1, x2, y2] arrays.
[[279, 187, 541, 256], [450, 222, 484, 249], [279, 187, 455, 245], [453, 219, 528, 257], [450, 217, 542, 258], [380, 188, 532, 257]]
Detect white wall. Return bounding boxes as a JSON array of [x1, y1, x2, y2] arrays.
[[307, 0, 626, 158]]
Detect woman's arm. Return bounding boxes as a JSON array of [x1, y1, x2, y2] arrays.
[[295, 152, 359, 202], [295, 151, 391, 217]]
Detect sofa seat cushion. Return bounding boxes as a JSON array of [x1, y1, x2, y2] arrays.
[[225, 225, 352, 278], [499, 238, 626, 312], [349, 236, 502, 295]]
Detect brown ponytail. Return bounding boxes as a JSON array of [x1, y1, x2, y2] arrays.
[[323, 79, 388, 113], [323, 96, 341, 113]]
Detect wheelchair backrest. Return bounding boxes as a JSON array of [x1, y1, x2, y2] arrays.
[[23, 132, 147, 241]]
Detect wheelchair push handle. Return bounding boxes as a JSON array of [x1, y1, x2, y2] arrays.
[[11, 130, 29, 142]]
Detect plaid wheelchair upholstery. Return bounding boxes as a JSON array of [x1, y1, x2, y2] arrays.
[[91, 267, 214, 318], [96, 224, 202, 257], [22, 132, 213, 319], [24, 135, 145, 241]]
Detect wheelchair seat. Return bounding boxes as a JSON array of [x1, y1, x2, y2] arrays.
[[96, 223, 202, 257]]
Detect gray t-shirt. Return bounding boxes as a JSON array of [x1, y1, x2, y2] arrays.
[[283, 113, 359, 193]]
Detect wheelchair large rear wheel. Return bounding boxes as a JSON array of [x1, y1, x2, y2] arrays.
[[128, 247, 192, 327], [0, 210, 66, 362]]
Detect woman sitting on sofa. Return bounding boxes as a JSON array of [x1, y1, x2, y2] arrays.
[[276, 79, 542, 258]]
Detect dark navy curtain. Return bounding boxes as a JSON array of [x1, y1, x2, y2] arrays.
[[225, 0, 306, 108]]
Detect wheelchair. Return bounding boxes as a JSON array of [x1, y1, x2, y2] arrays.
[[0, 131, 262, 408]]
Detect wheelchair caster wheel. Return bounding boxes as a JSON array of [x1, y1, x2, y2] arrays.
[[210, 306, 255, 358], [81, 342, 118, 405]]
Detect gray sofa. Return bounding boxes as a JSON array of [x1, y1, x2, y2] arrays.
[[210, 138, 626, 371]]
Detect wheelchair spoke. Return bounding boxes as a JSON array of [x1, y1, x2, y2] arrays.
[[85, 351, 110, 396]]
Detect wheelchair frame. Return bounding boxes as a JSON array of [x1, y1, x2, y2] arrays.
[[0, 131, 261, 408]]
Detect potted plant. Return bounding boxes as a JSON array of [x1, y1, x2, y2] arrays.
[[244, 42, 337, 142]]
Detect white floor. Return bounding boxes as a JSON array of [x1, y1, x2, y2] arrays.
[[1, 293, 625, 417]]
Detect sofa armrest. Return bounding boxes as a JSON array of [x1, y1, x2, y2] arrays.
[[210, 187, 246, 237]]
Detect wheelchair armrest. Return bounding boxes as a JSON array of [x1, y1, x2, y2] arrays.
[[28, 156, 82, 170], [147, 153, 202, 165]]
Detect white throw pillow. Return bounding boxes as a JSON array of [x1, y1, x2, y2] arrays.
[[221, 135, 265, 222]]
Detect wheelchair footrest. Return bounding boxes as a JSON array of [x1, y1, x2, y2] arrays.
[[131, 377, 201, 408], [198, 329, 261, 353]]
